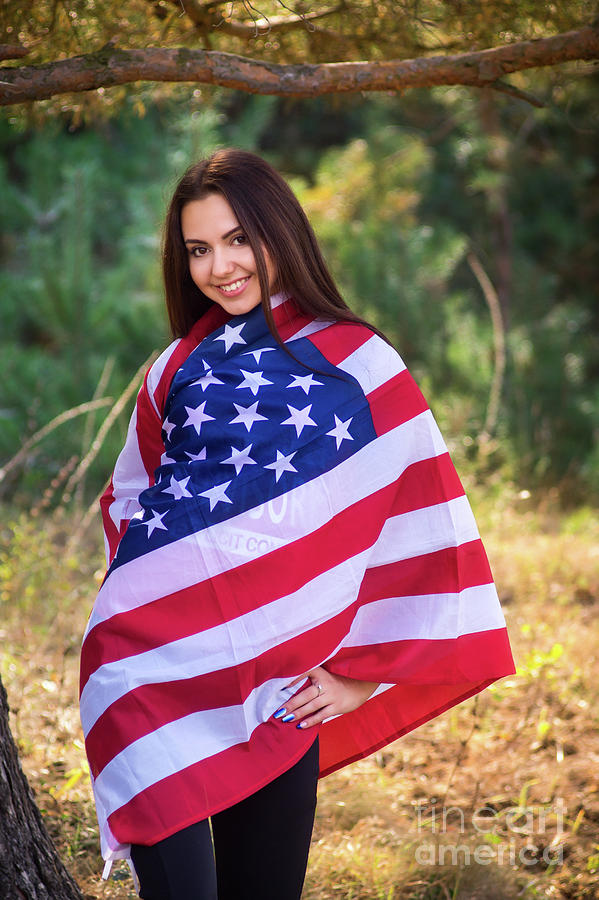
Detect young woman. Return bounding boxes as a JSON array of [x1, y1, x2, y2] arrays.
[[80, 149, 514, 899]]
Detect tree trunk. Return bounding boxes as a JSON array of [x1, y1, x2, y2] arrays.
[[0, 675, 83, 900]]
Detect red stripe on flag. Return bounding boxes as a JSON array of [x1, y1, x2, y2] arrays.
[[367, 368, 429, 436], [327, 628, 511, 686], [135, 380, 164, 480], [299, 319, 429, 436], [99, 478, 127, 565], [273, 299, 316, 341], [107, 719, 316, 846], [306, 321, 373, 365], [358, 539, 492, 606], [392, 451, 463, 515]]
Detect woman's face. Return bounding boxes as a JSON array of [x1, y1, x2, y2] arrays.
[[181, 193, 275, 316]]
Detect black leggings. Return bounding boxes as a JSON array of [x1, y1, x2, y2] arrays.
[[131, 737, 319, 900]]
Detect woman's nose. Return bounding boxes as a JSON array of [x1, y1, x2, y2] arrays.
[[211, 246, 236, 278]]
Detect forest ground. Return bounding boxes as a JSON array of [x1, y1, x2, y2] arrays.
[[2, 488, 598, 900]]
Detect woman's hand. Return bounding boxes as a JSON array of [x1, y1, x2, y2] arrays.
[[273, 666, 379, 729]]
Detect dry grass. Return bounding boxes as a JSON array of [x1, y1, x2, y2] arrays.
[[1, 489, 598, 900]]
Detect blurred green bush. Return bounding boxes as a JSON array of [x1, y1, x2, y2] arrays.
[[1, 82, 597, 505]]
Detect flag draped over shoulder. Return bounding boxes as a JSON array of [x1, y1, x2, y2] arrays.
[[81, 294, 514, 863]]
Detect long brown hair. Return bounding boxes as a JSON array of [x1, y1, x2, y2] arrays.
[[163, 148, 387, 346]]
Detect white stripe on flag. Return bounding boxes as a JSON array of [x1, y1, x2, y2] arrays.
[[342, 583, 506, 648], [145, 338, 181, 414], [287, 318, 332, 342], [369, 494, 479, 567], [107, 405, 146, 531], [270, 292, 289, 309], [337, 334, 407, 395]]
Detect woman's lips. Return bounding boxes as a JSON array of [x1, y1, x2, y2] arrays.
[[214, 276, 251, 296]]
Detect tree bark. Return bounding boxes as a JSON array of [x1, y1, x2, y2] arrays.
[[0, 25, 597, 107], [0, 675, 83, 900]]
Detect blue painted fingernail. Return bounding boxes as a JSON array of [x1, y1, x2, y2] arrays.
[[282, 713, 295, 723], [296, 722, 306, 729], [273, 707, 286, 719]]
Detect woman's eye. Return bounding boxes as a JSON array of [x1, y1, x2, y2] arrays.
[[190, 246, 208, 257], [232, 233, 247, 246]]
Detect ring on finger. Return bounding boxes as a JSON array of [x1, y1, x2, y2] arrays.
[[315, 681, 324, 696]]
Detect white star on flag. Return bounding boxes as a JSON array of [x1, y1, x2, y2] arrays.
[[265, 450, 298, 482], [229, 402, 267, 432], [161, 452, 176, 465], [183, 401, 215, 435], [162, 475, 193, 500], [243, 347, 276, 364], [327, 414, 354, 449], [221, 444, 257, 475], [185, 448, 207, 461], [144, 509, 168, 537], [236, 369, 273, 396], [286, 373, 324, 395], [199, 480, 233, 511], [214, 322, 247, 353], [162, 417, 176, 439], [191, 361, 224, 391], [281, 404, 317, 437]]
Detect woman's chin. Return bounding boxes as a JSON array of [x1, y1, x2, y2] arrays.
[[210, 293, 263, 316]]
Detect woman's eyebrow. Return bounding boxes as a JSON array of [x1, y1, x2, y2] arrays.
[[184, 226, 242, 245]]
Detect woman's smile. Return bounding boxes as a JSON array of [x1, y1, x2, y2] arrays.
[[214, 276, 252, 295]]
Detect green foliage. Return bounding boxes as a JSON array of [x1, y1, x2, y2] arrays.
[[0, 512, 100, 629], [1, 76, 598, 502], [507, 305, 598, 483], [295, 134, 480, 417], [0, 105, 222, 501]]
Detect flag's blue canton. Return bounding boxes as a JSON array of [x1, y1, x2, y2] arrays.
[[109, 306, 377, 571]]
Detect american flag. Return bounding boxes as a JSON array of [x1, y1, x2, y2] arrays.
[[80, 294, 514, 864]]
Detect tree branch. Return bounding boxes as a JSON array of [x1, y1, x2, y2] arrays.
[[0, 43, 29, 61], [466, 251, 506, 438], [164, 0, 345, 37], [214, 10, 340, 37], [490, 78, 544, 107], [1, 25, 597, 107]]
